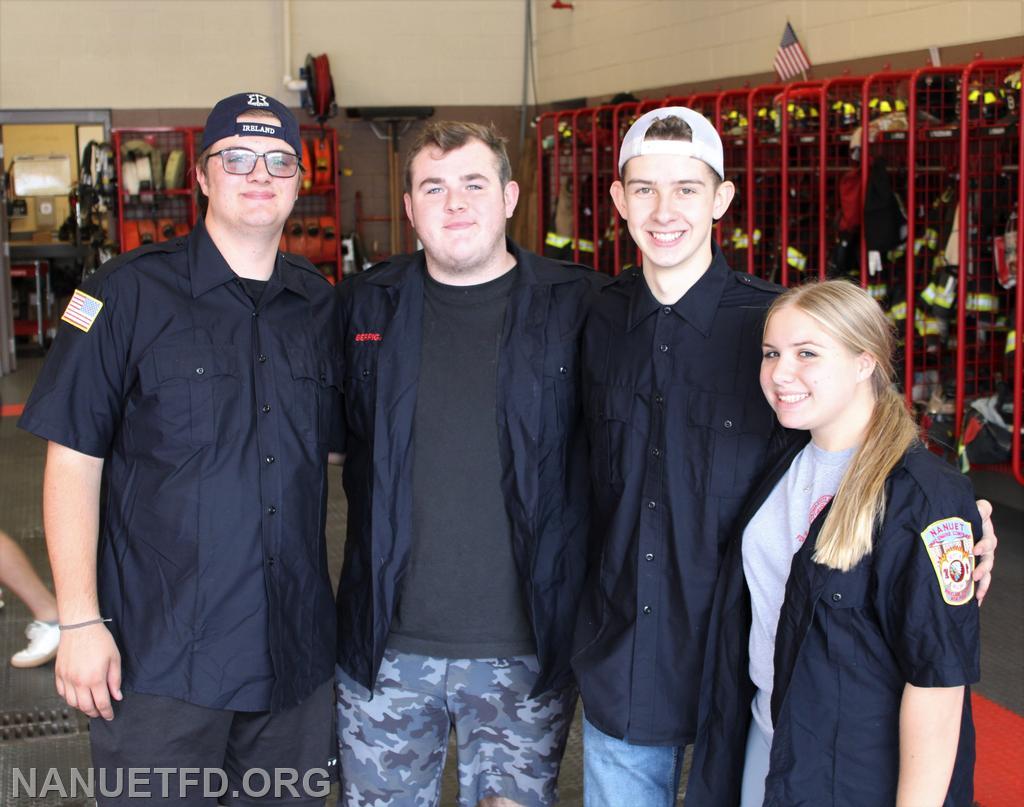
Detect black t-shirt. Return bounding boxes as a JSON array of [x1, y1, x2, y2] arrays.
[[388, 265, 535, 658], [238, 276, 269, 305]]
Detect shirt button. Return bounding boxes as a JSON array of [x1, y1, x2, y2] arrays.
[[195, 367, 204, 375], [642, 605, 652, 615], [645, 553, 654, 561], [267, 556, 276, 567], [724, 420, 734, 429], [662, 306, 672, 315], [262, 404, 271, 413], [651, 447, 661, 457], [654, 394, 664, 405], [266, 506, 277, 515], [659, 343, 669, 353], [647, 500, 657, 510], [361, 368, 371, 378], [257, 353, 268, 363], [832, 592, 842, 602], [265, 455, 275, 464], [559, 366, 567, 375], [251, 311, 258, 318]]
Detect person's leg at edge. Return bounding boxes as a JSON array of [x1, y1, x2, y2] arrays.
[[0, 530, 58, 620], [335, 650, 451, 807], [1, 530, 61, 667], [583, 716, 682, 807]]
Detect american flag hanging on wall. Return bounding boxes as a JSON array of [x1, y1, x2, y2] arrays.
[[774, 22, 811, 81]]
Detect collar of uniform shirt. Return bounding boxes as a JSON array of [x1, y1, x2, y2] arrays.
[[187, 217, 308, 300], [625, 242, 731, 336]]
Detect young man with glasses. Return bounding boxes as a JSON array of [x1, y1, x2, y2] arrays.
[[19, 93, 339, 805]]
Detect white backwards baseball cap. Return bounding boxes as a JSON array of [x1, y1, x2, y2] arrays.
[[618, 106, 725, 180]]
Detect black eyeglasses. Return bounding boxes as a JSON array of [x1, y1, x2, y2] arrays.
[[207, 148, 301, 178]]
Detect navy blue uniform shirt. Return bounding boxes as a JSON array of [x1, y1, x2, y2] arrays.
[[572, 243, 782, 745], [689, 435, 981, 807], [19, 219, 340, 712]]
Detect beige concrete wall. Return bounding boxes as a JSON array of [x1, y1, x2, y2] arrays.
[[1, 1, 1019, 110], [0, 0, 526, 109], [533, 0, 1024, 103]]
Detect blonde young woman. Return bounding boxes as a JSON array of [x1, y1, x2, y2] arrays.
[[688, 280, 981, 807]]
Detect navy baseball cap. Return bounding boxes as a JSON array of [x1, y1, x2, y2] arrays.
[[200, 92, 302, 155]]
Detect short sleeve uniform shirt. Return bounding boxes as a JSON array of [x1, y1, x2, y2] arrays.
[[766, 444, 981, 806], [19, 219, 340, 712]]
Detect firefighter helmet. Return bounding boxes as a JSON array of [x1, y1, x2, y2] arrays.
[[867, 95, 907, 118], [722, 108, 749, 135], [793, 100, 819, 130], [754, 104, 778, 134], [1003, 69, 1021, 115], [965, 80, 1006, 121], [830, 99, 860, 128]]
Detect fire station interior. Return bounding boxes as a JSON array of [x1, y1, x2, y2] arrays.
[[1, 2, 1022, 805]]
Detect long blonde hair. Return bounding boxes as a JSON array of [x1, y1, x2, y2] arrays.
[[765, 281, 920, 571]]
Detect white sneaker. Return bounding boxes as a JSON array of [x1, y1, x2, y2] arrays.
[[10, 620, 60, 668]]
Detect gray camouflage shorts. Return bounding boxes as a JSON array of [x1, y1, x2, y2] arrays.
[[335, 650, 576, 807]]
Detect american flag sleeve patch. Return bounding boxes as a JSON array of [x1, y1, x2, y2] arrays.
[[61, 289, 104, 333]]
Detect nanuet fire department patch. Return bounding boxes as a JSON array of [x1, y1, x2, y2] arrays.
[[919, 517, 975, 606]]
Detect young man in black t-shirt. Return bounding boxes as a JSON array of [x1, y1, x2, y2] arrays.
[[333, 121, 600, 807]]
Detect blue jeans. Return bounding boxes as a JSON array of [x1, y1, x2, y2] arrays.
[[583, 717, 684, 807], [740, 717, 772, 807]]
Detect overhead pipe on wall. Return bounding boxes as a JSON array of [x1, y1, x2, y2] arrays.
[[281, 0, 307, 94], [519, 0, 532, 157]]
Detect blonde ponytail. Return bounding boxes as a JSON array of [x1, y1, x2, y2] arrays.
[[812, 387, 919, 570], [764, 280, 921, 571]]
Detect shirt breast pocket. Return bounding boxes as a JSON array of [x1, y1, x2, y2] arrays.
[[687, 389, 771, 496], [342, 357, 377, 441], [587, 385, 634, 488], [141, 345, 240, 447], [287, 347, 341, 445], [823, 563, 872, 667], [544, 341, 578, 436]]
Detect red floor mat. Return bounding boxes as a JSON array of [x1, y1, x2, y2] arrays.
[[974, 692, 1024, 806]]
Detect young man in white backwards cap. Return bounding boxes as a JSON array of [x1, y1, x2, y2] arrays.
[[570, 107, 998, 806]]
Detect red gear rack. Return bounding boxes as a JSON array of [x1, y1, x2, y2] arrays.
[[532, 64, 1023, 483]]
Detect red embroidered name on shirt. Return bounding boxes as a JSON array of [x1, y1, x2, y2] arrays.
[[354, 333, 382, 342]]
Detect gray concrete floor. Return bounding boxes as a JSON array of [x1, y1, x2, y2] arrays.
[[1, 353, 1021, 806]]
